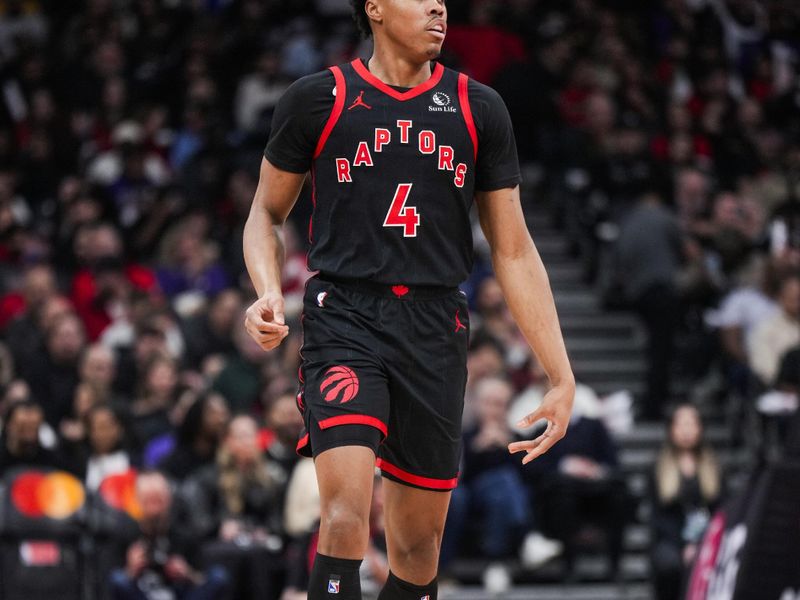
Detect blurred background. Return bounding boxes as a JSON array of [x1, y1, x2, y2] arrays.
[[0, 0, 799, 599]]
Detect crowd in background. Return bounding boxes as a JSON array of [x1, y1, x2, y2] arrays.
[[0, 0, 798, 598]]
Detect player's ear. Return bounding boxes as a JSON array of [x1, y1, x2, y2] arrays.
[[365, 0, 383, 27]]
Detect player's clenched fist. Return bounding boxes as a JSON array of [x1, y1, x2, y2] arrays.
[[244, 293, 289, 351]]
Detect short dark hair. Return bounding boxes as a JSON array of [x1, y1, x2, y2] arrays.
[[350, 0, 372, 38]]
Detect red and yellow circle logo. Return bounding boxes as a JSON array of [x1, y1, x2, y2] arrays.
[[11, 471, 85, 519], [98, 469, 141, 520]]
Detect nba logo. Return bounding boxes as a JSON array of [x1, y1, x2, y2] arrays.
[[328, 578, 340, 594], [421, 596, 431, 600]]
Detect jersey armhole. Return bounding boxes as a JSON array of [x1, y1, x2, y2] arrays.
[[313, 66, 347, 159], [457, 73, 478, 162]]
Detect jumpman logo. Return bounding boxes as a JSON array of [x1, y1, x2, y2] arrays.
[[348, 90, 372, 110], [454, 310, 467, 333]]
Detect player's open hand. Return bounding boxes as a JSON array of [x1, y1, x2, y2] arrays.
[[508, 381, 575, 465], [244, 292, 289, 351]]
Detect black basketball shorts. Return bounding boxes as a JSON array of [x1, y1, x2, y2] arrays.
[[295, 274, 470, 491]]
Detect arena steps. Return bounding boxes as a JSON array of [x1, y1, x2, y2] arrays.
[[440, 582, 653, 600], [446, 553, 650, 587]]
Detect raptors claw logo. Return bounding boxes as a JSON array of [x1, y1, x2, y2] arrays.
[[320, 366, 360, 403]]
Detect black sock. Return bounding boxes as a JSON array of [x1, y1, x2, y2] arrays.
[[377, 570, 437, 600], [308, 552, 363, 600]]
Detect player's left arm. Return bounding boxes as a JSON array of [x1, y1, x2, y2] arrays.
[[475, 186, 575, 464]]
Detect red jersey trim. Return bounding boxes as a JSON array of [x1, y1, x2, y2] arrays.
[[318, 414, 388, 437], [376, 458, 459, 490], [457, 73, 478, 162], [351, 59, 445, 102], [313, 66, 346, 159]]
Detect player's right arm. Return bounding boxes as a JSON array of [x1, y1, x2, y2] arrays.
[[242, 159, 305, 350], [242, 70, 335, 351]]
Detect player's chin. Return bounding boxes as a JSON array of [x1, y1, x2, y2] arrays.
[[423, 43, 443, 60]]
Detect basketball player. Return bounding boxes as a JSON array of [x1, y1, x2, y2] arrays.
[[243, 1, 575, 598]]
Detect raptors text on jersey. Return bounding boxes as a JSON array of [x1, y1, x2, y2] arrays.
[[309, 59, 478, 287], [265, 58, 522, 287]]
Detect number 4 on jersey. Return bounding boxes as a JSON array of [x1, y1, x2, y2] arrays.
[[383, 183, 419, 237]]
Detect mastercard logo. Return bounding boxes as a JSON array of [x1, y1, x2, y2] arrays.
[[11, 471, 85, 519], [98, 469, 141, 520]]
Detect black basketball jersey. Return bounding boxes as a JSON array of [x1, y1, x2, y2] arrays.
[[265, 58, 521, 287]]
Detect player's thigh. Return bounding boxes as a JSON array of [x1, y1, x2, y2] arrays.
[[315, 444, 376, 511], [382, 477, 452, 555]]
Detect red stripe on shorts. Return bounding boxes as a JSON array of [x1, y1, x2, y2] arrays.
[[317, 414, 388, 437], [376, 458, 458, 490]]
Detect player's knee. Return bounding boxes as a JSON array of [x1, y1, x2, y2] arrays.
[[321, 501, 370, 540], [393, 530, 442, 567]]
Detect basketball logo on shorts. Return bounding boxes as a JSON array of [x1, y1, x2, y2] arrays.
[[320, 366, 360, 403]]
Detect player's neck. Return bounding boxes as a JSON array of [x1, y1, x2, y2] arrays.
[[366, 46, 432, 89]]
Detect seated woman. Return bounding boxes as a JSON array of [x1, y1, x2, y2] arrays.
[[649, 404, 723, 600], [131, 354, 181, 450], [181, 415, 284, 600], [85, 403, 133, 491], [158, 391, 230, 481]]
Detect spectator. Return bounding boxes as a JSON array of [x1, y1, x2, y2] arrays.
[[80, 342, 118, 394], [442, 378, 534, 593], [519, 386, 628, 580], [673, 168, 713, 241], [158, 392, 230, 481], [85, 403, 133, 491], [283, 457, 320, 539], [0, 262, 57, 330], [87, 122, 171, 251], [234, 49, 290, 135], [59, 380, 108, 455], [3, 280, 66, 372], [261, 390, 304, 484], [218, 169, 259, 283], [280, 456, 320, 598], [113, 320, 171, 399], [109, 470, 229, 600], [613, 192, 685, 420], [181, 288, 241, 370], [22, 311, 86, 428], [747, 273, 800, 387], [705, 256, 778, 395], [70, 222, 158, 340], [443, 1, 526, 84], [0, 379, 32, 422], [155, 214, 230, 300], [0, 399, 72, 472], [131, 355, 180, 448], [649, 404, 723, 600], [463, 332, 506, 426], [211, 317, 266, 414], [183, 415, 284, 600], [474, 276, 530, 371]]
